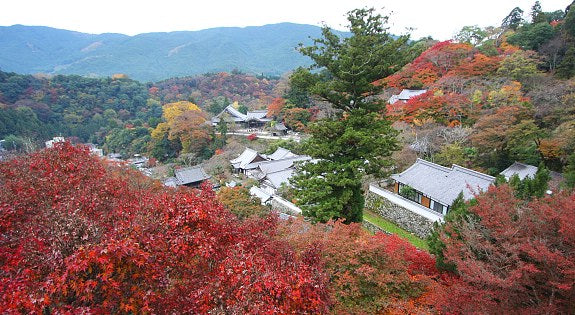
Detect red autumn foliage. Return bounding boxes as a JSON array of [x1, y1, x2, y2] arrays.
[[266, 97, 286, 118], [247, 133, 258, 141], [449, 53, 503, 76], [384, 41, 473, 89], [0, 143, 330, 313], [279, 219, 441, 314], [386, 90, 473, 125], [436, 185, 575, 314]]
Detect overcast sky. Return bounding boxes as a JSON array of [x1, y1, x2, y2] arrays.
[[1, 0, 571, 40]]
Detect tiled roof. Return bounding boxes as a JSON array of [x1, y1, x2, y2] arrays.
[[500, 162, 564, 186], [264, 169, 295, 189], [212, 105, 270, 123], [174, 166, 211, 185], [163, 177, 179, 187], [398, 89, 427, 100], [267, 147, 296, 160], [245, 155, 311, 172], [230, 148, 262, 169], [391, 159, 495, 206], [388, 89, 427, 104], [246, 110, 269, 121], [250, 186, 272, 203], [500, 162, 539, 180]]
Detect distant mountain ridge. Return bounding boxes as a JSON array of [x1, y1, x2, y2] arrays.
[[0, 23, 330, 82]]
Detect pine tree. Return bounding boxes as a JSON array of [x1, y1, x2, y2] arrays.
[[291, 8, 409, 223]]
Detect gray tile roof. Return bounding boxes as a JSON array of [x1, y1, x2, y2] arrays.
[[246, 110, 270, 121], [501, 162, 564, 187], [163, 177, 179, 187], [388, 89, 427, 104], [500, 162, 539, 180], [230, 148, 262, 169], [174, 165, 211, 185], [264, 168, 295, 189], [211, 105, 247, 124], [212, 105, 270, 124], [244, 155, 311, 172], [266, 147, 296, 160], [250, 186, 272, 203], [398, 89, 427, 100], [391, 159, 495, 206]]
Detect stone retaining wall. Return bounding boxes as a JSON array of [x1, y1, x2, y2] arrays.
[[365, 192, 436, 238], [361, 220, 390, 235], [269, 197, 301, 216]]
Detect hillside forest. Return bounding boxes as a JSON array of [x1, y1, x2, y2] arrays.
[[1, 1, 575, 313]]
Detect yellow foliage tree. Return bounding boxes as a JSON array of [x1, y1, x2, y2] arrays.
[[151, 101, 212, 154], [162, 101, 201, 122]]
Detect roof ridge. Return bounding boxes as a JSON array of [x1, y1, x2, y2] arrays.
[[452, 164, 495, 181], [259, 155, 309, 164], [512, 161, 533, 167], [416, 158, 451, 172], [265, 168, 294, 175]]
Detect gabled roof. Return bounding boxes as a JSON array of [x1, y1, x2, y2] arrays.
[[264, 168, 295, 189], [388, 95, 400, 104], [398, 89, 427, 100], [174, 165, 211, 185], [230, 148, 263, 169], [245, 155, 311, 172], [501, 162, 564, 185], [267, 147, 296, 161], [391, 159, 495, 206], [246, 110, 270, 121], [500, 162, 539, 180], [388, 89, 427, 104], [250, 186, 272, 203], [212, 105, 247, 124], [212, 105, 270, 124]]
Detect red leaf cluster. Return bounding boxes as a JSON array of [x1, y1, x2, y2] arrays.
[[279, 219, 441, 314], [247, 133, 258, 141], [437, 185, 575, 313], [384, 41, 473, 89], [0, 142, 330, 313], [386, 90, 474, 125]]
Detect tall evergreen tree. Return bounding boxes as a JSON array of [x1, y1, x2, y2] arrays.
[[291, 8, 409, 223], [502, 7, 525, 30], [531, 1, 544, 23]]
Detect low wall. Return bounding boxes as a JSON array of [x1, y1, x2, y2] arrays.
[[365, 187, 437, 238], [361, 220, 390, 235], [269, 196, 302, 216]]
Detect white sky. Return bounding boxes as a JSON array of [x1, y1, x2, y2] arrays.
[[1, 0, 571, 40]]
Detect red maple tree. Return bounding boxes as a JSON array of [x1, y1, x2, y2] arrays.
[[435, 185, 575, 313], [0, 142, 330, 313]]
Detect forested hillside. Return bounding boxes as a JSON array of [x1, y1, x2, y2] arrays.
[[380, 6, 575, 174], [2, 2, 575, 313], [0, 23, 329, 81]]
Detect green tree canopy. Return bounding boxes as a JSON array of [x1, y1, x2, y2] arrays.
[[502, 7, 525, 30], [291, 8, 407, 223]]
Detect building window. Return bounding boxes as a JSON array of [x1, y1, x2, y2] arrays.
[[431, 200, 443, 214]]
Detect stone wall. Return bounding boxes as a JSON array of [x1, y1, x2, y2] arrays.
[[361, 220, 390, 235], [269, 197, 301, 216], [365, 192, 436, 238]]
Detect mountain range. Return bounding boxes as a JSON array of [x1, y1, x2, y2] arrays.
[[0, 23, 331, 82]]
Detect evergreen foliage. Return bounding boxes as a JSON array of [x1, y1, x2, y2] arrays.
[[291, 8, 407, 223]]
